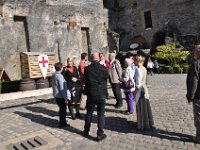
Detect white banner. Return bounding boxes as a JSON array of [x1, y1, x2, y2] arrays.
[[38, 55, 49, 79]]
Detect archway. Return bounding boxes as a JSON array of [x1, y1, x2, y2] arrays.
[[132, 35, 148, 49]]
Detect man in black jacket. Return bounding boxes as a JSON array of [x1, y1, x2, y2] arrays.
[[186, 45, 200, 143], [84, 53, 109, 141]]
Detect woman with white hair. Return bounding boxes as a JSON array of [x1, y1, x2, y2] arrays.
[[135, 55, 154, 130], [121, 58, 135, 115]]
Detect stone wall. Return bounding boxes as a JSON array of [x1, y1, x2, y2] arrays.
[[108, 0, 200, 51], [0, 0, 108, 80]]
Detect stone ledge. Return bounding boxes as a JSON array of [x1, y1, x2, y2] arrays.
[[0, 88, 52, 102]]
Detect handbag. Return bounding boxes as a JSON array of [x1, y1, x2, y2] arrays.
[[120, 80, 135, 89]]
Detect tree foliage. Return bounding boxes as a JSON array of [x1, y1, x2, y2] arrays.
[[153, 43, 189, 65]]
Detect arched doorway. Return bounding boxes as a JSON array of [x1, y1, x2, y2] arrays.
[[132, 35, 148, 49]]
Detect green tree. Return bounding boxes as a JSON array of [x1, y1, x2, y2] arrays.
[[153, 43, 189, 66]]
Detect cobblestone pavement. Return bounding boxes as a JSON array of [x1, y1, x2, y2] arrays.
[[0, 74, 199, 150]]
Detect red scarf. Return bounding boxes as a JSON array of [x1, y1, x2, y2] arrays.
[[67, 66, 74, 73]]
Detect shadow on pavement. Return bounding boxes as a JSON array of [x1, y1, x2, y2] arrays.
[[25, 105, 85, 119], [104, 107, 126, 114], [38, 98, 56, 104], [14, 111, 97, 142], [14, 105, 194, 143], [105, 116, 194, 143], [0, 98, 54, 110], [0, 98, 58, 110], [25, 106, 58, 117]]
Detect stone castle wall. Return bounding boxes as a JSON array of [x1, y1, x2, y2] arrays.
[[0, 0, 108, 80], [108, 0, 200, 51]]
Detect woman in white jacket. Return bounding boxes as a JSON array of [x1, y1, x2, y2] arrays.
[[121, 58, 135, 115]]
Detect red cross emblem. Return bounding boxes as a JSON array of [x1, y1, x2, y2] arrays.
[[39, 56, 49, 67]]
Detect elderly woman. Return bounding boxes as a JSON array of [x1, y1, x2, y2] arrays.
[[121, 58, 135, 115], [63, 58, 83, 120], [135, 55, 154, 130]]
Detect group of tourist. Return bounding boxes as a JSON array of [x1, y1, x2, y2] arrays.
[[52, 53, 88, 123], [51, 50, 155, 141], [51, 45, 200, 143]]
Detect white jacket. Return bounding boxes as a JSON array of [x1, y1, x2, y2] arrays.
[[121, 66, 135, 92]]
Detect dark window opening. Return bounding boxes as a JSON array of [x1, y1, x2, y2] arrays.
[[56, 41, 61, 62], [103, 0, 108, 8], [81, 28, 91, 60], [133, 2, 137, 7], [114, 0, 119, 9], [103, 0, 119, 9], [144, 11, 153, 29], [14, 16, 30, 52]]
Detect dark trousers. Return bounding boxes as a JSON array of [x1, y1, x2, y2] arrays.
[[106, 88, 109, 98], [147, 68, 153, 75], [68, 101, 81, 115], [193, 99, 200, 140], [154, 68, 160, 74], [55, 98, 67, 125], [111, 83, 122, 105], [68, 86, 82, 116], [84, 96, 106, 136]]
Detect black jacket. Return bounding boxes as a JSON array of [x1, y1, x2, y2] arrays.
[[62, 66, 81, 91], [186, 59, 200, 102], [84, 61, 109, 97]]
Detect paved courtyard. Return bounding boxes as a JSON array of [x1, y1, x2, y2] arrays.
[[0, 74, 199, 150]]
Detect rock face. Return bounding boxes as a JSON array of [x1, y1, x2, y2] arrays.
[[106, 0, 200, 51], [0, 0, 108, 80]]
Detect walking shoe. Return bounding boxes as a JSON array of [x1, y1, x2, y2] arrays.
[[71, 114, 76, 120], [83, 130, 89, 137], [115, 103, 123, 109], [96, 134, 107, 142], [106, 96, 110, 99], [124, 111, 133, 115], [59, 123, 70, 128], [193, 136, 200, 144], [80, 107, 86, 110], [114, 102, 119, 107], [76, 113, 84, 119], [150, 125, 156, 130]]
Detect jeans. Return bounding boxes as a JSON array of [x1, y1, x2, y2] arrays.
[[55, 98, 67, 125], [147, 68, 153, 75], [84, 96, 106, 136]]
